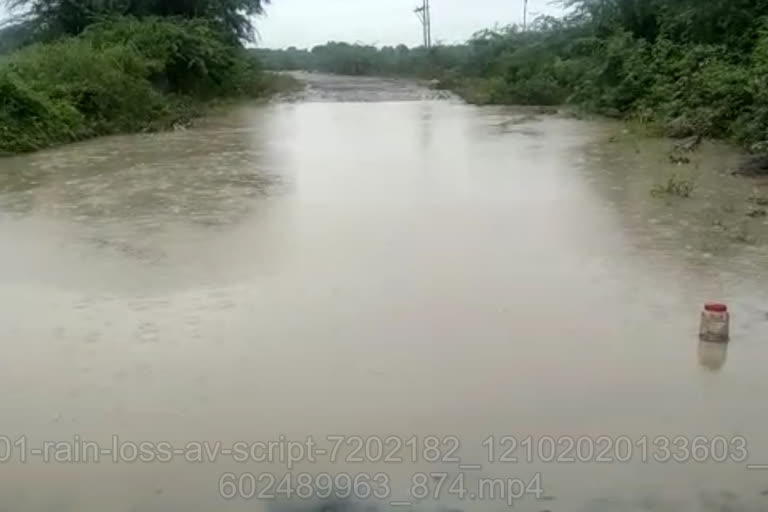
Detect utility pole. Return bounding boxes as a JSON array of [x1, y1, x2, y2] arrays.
[[426, 0, 432, 48], [414, 0, 432, 48], [523, 0, 529, 31]]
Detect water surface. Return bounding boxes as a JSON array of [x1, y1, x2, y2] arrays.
[[1, 74, 768, 512]]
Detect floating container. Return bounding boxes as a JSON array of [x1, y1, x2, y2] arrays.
[[699, 303, 730, 343]]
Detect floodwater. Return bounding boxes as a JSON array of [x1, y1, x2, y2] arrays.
[[1, 73, 768, 512]]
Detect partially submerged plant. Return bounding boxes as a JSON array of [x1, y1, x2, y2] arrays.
[[747, 189, 768, 206], [650, 175, 695, 198], [731, 223, 757, 244]]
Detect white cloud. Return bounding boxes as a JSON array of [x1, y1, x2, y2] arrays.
[[256, 0, 564, 49], [0, 0, 565, 48]]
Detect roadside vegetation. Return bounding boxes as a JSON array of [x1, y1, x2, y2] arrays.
[[256, 0, 768, 161], [0, 0, 288, 155]]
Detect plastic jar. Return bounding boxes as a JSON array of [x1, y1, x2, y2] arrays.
[[699, 303, 730, 343]]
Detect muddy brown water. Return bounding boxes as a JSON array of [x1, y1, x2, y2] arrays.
[[1, 73, 768, 512]]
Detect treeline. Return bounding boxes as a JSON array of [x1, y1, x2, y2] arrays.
[[254, 43, 469, 77], [259, 1, 768, 149], [0, 0, 282, 155]]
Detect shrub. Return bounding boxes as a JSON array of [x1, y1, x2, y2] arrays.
[[4, 38, 166, 133], [0, 16, 266, 155], [82, 17, 246, 96], [0, 70, 81, 153]]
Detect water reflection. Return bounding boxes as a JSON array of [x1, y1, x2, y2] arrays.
[[698, 340, 729, 372], [419, 101, 434, 148]]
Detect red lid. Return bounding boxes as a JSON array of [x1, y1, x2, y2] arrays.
[[704, 302, 728, 313]]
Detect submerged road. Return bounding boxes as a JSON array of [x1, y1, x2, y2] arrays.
[[1, 73, 768, 512]]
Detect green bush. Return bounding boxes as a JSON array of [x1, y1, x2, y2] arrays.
[[0, 71, 81, 154], [4, 38, 166, 134], [0, 17, 267, 155], [82, 17, 245, 96]]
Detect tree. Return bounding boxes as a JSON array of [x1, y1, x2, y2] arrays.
[[562, 0, 768, 47], [4, 0, 270, 41]]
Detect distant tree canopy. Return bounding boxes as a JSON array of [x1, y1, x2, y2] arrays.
[[3, 0, 270, 41], [0, 19, 35, 53], [254, 42, 472, 78]]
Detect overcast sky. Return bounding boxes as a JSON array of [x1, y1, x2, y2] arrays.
[[256, 0, 564, 48], [0, 0, 565, 49]]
